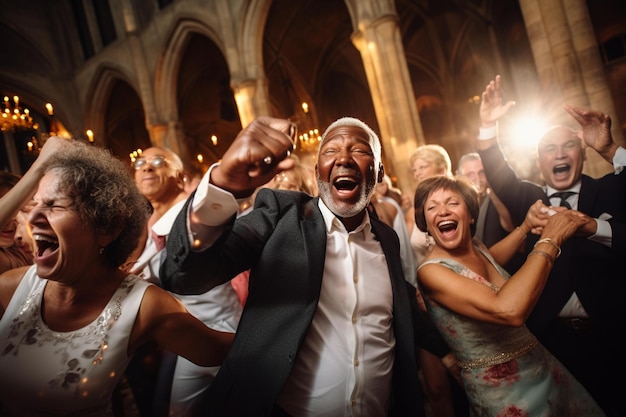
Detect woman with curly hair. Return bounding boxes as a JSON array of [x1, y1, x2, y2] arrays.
[[0, 137, 233, 417]]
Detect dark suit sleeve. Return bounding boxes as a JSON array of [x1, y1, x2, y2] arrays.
[[478, 144, 547, 225], [160, 188, 312, 295], [407, 281, 451, 358], [159, 194, 238, 294], [602, 170, 626, 255]]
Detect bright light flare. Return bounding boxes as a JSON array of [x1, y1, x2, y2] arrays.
[[497, 113, 551, 182], [508, 114, 549, 151]]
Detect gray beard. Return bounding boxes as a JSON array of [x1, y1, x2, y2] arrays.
[[317, 179, 374, 219]]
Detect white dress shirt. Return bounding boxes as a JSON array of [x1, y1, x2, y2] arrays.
[[132, 199, 187, 283], [276, 200, 394, 417]]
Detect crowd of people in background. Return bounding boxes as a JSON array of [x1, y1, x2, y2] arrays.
[[0, 73, 625, 417]]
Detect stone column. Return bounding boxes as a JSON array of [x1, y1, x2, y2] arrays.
[[564, 0, 623, 145], [231, 78, 272, 128], [518, 0, 621, 177], [352, 14, 424, 194], [148, 123, 179, 152], [118, 0, 169, 150]]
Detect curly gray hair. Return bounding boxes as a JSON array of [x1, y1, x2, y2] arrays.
[[43, 140, 150, 268]]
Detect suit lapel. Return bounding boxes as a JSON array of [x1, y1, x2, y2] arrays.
[[301, 198, 327, 296], [577, 175, 596, 214]]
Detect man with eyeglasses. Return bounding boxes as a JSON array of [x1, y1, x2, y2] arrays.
[[128, 147, 242, 417]]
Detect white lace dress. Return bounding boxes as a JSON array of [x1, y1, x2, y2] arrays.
[[0, 265, 150, 417]]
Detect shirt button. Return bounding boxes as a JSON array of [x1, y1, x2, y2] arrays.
[[353, 276, 358, 283], [351, 399, 356, 406], [352, 316, 357, 324], [354, 359, 359, 367]]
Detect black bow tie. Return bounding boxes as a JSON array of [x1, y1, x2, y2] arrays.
[[550, 191, 576, 209]]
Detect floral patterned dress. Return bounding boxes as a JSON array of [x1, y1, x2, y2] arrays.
[[418, 245, 605, 417], [0, 265, 150, 417]]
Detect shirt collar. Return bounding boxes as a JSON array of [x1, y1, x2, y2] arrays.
[[152, 199, 186, 236], [545, 181, 581, 197], [317, 198, 371, 234]]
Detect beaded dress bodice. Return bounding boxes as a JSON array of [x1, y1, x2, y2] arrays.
[[0, 266, 150, 417]]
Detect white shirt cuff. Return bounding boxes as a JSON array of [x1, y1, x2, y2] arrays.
[[478, 125, 498, 140], [191, 163, 240, 226], [589, 218, 612, 248], [613, 146, 626, 175]]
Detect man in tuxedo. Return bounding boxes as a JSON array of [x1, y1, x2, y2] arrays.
[[160, 116, 452, 416], [475, 75, 626, 416]]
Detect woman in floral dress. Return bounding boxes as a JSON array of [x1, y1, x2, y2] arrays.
[[414, 175, 605, 416]]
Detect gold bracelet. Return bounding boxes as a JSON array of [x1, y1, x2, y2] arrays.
[[533, 238, 561, 258], [528, 249, 555, 264]]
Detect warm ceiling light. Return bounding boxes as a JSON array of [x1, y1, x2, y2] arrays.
[[1, 94, 33, 132]]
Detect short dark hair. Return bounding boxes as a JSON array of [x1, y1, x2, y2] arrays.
[[413, 175, 479, 236]]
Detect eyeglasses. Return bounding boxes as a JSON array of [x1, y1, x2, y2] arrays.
[[132, 155, 169, 170]]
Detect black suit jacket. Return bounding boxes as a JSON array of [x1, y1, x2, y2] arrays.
[[478, 145, 626, 334], [477, 195, 525, 273], [161, 188, 446, 416]]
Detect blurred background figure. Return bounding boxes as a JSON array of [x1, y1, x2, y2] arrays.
[[14, 201, 35, 263], [405, 144, 469, 417], [377, 174, 404, 207], [456, 152, 524, 274], [129, 146, 242, 417], [0, 171, 33, 274], [407, 144, 453, 262], [374, 174, 416, 287], [270, 155, 317, 196]]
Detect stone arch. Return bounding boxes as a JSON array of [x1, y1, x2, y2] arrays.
[[84, 65, 138, 145], [236, 0, 273, 83], [155, 18, 226, 124], [83, 65, 150, 159]]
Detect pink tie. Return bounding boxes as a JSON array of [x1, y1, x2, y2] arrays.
[[152, 231, 166, 251]]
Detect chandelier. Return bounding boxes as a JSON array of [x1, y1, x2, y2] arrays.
[[292, 102, 322, 154], [297, 128, 321, 153], [1, 95, 35, 132]]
